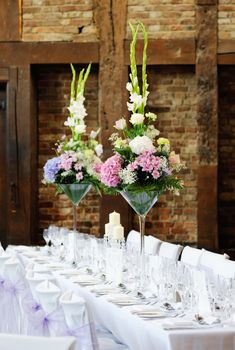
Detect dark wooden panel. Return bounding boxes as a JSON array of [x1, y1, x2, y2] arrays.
[[0, 42, 99, 66], [218, 39, 235, 64], [197, 166, 218, 249], [0, 68, 9, 81], [0, 86, 7, 247], [94, 0, 131, 235], [124, 39, 195, 65], [6, 65, 37, 245], [0, 0, 21, 41], [196, 3, 218, 249]]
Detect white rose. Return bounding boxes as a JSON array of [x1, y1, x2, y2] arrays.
[[130, 113, 144, 125], [114, 118, 127, 130], [129, 136, 155, 155], [74, 124, 86, 134], [95, 144, 103, 157]]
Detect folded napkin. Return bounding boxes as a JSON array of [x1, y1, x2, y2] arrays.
[[36, 281, 61, 314]]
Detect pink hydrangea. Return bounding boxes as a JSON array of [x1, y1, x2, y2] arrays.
[[129, 151, 162, 179], [59, 152, 77, 171], [100, 154, 122, 187]]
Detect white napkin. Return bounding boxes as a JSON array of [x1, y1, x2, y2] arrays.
[[60, 291, 88, 329], [36, 280, 61, 314], [26, 272, 57, 302]]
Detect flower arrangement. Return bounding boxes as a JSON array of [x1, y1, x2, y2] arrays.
[[98, 23, 184, 195], [43, 64, 102, 190]]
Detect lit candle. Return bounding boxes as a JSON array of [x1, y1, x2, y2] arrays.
[[109, 211, 120, 225], [112, 224, 124, 240]]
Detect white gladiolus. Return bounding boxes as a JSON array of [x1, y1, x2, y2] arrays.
[[130, 113, 144, 125], [95, 144, 103, 157], [126, 82, 132, 92], [130, 92, 143, 108], [68, 99, 87, 120], [74, 124, 86, 134], [129, 135, 155, 155], [114, 118, 127, 130], [64, 117, 76, 127], [127, 102, 134, 112]]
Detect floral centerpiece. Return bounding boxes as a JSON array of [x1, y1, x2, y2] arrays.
[[43, 64, 102, 231], [98, 23, 184, 257]]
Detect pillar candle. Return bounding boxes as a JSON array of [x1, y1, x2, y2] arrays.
[[112, 224, 124, 240], [109, 211, 120, 225]]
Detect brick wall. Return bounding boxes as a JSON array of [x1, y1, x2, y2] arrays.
[[132, 66, 198, 244], [22, 0, 97, 42], [218, 1, 235, 39], [38, 64, 100, 236], [126, 0, 195, 39], [218, 66, 235, 248]]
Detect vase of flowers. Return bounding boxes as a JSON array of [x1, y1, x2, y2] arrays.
[[97, 23, 184, 286], [43, 63, 103, 233]]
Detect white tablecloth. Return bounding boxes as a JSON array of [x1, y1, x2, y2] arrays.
[[17, 249, 235, 350]]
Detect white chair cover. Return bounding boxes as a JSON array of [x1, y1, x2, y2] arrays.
[[180, 246, 202, 267], [35, 280, 65, 336], [126, 230, 140, 251], [145, 236, 162, 255], [212, 258, 235, 278], [3, 257, 27, 333], [158, 242, 183, 261], [0, 334, 76, 350], [60, 291, 99, 350], [199, 249, 229, 275]]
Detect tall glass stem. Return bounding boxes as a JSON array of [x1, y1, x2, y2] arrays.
[[138, 214, 146, 290], [73, 204, 77, 232], [139, 214, 146, 255]]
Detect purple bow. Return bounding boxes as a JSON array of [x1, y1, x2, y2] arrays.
[[63, 322, 99, 350]]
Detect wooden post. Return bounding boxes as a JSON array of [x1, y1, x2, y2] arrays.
[[94, 0, 131, 236], [196, 0, 218, 249], [6, 65, 37, 245]]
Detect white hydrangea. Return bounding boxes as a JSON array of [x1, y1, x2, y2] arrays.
[[130, 113, 144, 125], [129, 135, 155, 155], [119, 167, 137, 185]]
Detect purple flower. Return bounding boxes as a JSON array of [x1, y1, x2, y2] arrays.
[[43, 157, 61, 183]]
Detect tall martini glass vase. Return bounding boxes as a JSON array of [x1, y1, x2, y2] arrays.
[[59, 183, 92, 264], [119, 189, 158, 289]]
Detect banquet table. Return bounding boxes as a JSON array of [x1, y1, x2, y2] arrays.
[[11, 246, 235, 350]]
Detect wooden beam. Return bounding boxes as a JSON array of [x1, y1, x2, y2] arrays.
[[94, 0, 131, 237], [0, 0, 21, 41], [218, 39, 235, 64], [125, 39, 196, 65], [196, 1, 218, 249], [0, 42, 99, 66], [6, 65, 38, 245]]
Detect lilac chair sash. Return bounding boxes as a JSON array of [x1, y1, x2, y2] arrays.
[[63, 323, 99, 350]]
